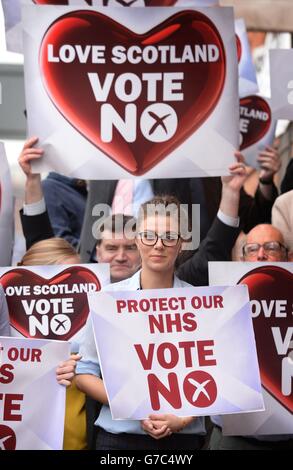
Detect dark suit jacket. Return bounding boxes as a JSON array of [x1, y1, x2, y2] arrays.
[[20, 209, 54, 250], [42, 172, 87, 248]]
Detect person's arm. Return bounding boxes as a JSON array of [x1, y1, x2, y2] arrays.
[[75, 374, 108, 404], [218, 162, 243, 220], [177, 156, 248, 286], [18, 137, 54, 249], [141, 415, 195, 440], [56, 354, 81, 387], [75, 316, 108, 403], [41, 177, 84, 249], [238, 146, 280, 233], [238, 185, 278, 234], [20, 209, 54, 250], [257, 145, 281, 201], [19, 136, 44, 205]]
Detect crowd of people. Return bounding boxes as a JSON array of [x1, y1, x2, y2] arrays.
[[0, 129, 291, 451]]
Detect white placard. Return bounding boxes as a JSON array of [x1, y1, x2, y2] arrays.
[[0, 335, 70, 450], [0, 263, 109, 352], [209, 261, 293, 435], [0, 143, 14, 267], [239, 95, 276, 168], [270, 49, 293, 120], [89, 285, 264, 419], [235, 18, 259, 98], [23, 5, 238, 179], [1, 0, 219, 53]]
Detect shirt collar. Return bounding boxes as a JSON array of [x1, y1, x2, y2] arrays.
[[132, 269, 183, 290]]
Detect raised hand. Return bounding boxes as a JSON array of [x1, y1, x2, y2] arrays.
[[18, 136, 43, 177], [258, 145, 281, 183], [56, 353, 81, 387]]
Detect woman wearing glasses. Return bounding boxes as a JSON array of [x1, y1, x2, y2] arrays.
[[76, 195, 206, 450], [76, 160, 248, 450]]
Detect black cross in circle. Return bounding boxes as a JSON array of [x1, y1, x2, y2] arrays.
[[148, 111, 171, 136], [54, 318, 68, 332]]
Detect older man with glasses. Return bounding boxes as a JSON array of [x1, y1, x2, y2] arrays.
[[209, 222, 293, 451], [241, 224, 289, 262]]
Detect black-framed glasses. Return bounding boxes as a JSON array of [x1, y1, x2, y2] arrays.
[[242, 241, 288, 258], [138, 231, 180, 247]]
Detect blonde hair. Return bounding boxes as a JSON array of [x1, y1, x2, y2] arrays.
[[19, 238, 80, 266]]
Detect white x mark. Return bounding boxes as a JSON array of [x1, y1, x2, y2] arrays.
[[0, 435, 12, 450], [188, 378, 211, 402]]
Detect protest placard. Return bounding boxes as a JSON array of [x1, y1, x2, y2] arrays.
[[0, 336, 70, 449], [0, 264, 109, 352], [1, 0, 219, 53], [89, 285, 264, 419], [239, 95, 276, 168], [235, 18, 258, 97], [23, 4, 238, 178], [209, 262, 293, 435], [0, 143, 14, 267], [270, 49, 293, 120]]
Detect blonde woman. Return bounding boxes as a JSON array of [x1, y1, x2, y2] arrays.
[[18, 238, 85, 450], [18, 237, 81, 267]]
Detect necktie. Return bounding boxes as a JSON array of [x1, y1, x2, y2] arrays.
[[112, 179, 134, 215]]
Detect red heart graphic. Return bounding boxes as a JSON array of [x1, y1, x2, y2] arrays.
[[0, 425, 16, 450], [238, 265, 293, 414], [236, 33, 242, 63], [40, 10, 226, 175], [240, 95, 271, 151], [0, 267, 101, 341]]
